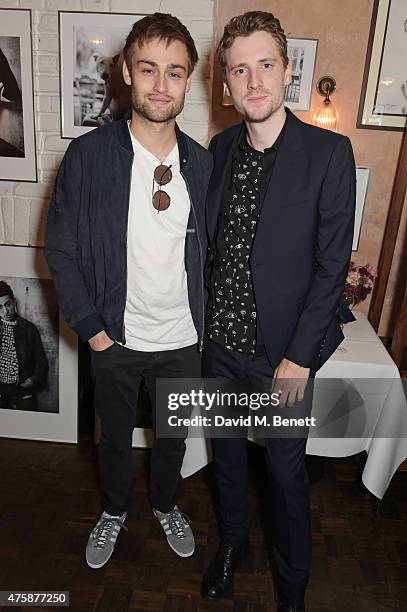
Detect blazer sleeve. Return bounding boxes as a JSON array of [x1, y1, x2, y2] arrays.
[[284, 136, 356, 367], [30, 323, 48, 387], [44, 141, 105, 342]]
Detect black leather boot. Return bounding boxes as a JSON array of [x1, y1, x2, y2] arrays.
[[201, 542, 246, 600]]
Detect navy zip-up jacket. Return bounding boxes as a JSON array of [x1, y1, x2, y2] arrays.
[[45, 117, 213, 349]]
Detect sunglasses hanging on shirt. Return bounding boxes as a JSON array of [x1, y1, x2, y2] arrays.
[[152, 164, 173, 213]]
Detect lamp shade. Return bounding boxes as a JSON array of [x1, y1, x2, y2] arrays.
[[313, 99, 339, 132], [312, 76, 339, 132]]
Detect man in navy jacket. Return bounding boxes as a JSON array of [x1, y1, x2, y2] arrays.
[[0, 281, 48, 411], [201, 11, 356, 611], [45, 14, 212, 570]]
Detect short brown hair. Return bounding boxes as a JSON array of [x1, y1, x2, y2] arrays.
[[123, 13, 198, 76], [217, 11, 288, 73]]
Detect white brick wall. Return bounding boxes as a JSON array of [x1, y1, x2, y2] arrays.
[[0, 0, 214, 246]]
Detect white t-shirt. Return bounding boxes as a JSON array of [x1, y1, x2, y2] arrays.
[[121, 127, 197, 351]]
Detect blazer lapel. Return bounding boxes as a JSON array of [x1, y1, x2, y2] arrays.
[[207, 111, 308, 249], [252, 110, 307, 254]]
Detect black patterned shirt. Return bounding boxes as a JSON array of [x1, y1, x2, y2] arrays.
[[207, 122, 285, 354], [0, 320, 19, 384]]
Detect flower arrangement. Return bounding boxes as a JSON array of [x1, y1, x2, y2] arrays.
[[342, 262, 378, 309]]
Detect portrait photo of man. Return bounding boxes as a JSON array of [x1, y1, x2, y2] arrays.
[[0, 41, 24, 158], [1, 3, 406, 611], [0, 280, 48, 411]]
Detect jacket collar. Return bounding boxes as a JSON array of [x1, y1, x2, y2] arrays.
[[229, 107, 305, 154], [207, 107, 307, 243], [282, 107, 307, 152], [117, 112, 189, 170]]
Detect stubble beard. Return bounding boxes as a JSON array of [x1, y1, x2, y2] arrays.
[[237, 92, 285, 124], [131, 90, 185, 124], [241, 106, 274, 123]]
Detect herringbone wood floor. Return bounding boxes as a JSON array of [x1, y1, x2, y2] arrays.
[[0, 438, 406, 612]]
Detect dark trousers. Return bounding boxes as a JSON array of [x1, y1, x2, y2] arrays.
[[0, 382, 38, 411], [203, 339, 311, 607], [91, 341, 201, 516]]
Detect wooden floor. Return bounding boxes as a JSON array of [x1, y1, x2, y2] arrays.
[[0, 438, 406, 612]]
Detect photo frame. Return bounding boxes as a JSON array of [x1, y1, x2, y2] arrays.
[[222, 37, 318, 112], [353, 167, 371, 251], [0, 9, 37, 181], [357, 0, 407, 130], [59, 11, 146, 139], [284, 38, 318, 112], [0, 246, 78, 443]]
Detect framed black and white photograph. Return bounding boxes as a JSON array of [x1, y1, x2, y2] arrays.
[[59, 11, 145, 139], [222, 37, 318, 112], [0, 246, 77, 443], [0, 9, 37, 181], [284, 38, 318, 112], [357, 0, 407, 130]]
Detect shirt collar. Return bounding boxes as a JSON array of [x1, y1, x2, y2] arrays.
[[127, 120, 179, 166], [1, 319, 17, 327]]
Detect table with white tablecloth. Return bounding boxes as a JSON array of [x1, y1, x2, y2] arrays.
[[181, 314, 407, 499]]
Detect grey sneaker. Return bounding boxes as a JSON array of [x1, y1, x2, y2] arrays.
[[86, 511, 127, 569], [153, 505, 195, 557]]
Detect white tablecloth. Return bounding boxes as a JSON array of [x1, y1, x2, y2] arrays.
[[181, 313, 407, 499]]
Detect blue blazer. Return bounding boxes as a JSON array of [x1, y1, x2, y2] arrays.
[[206, 108, 356, 370]]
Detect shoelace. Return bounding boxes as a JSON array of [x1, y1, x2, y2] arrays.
[[221, 544, 235, 569], [168, 509, 190, 539], [92, 516, 128, 549]]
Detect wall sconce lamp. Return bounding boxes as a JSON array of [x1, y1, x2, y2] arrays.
[[312, 76, 339, 132]]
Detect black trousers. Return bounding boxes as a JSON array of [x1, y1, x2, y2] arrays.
[[203, 339, 312, 607], [0, 382, 38, 411], [91, 341, 201, 516]]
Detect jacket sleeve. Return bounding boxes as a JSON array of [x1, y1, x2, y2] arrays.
[[29, 324, 48, 387], [44, 141, 105, 342], [284, 136, 356, 367]]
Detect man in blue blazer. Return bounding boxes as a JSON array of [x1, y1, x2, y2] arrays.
[[201, 11, 356, 611]]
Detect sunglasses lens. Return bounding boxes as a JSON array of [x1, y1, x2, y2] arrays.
[[154, 164, 172, 186], [152, 190, 170, 211]]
